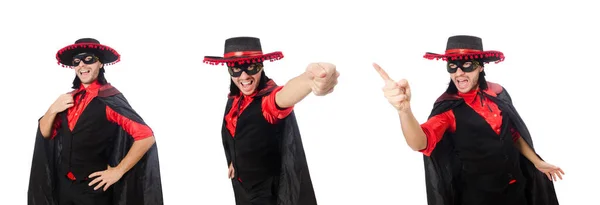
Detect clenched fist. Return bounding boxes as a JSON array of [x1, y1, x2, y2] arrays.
[[305, 62, 340, 96], [373, 63, 411, 112], [49, 94, 74, 114]]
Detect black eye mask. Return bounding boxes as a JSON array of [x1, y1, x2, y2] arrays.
[[228, 63, 264, 77], [72, 53, 99, 67], [447, 60, 481, 73]]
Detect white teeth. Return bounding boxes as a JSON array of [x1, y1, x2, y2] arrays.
[[241, 81, 252, 85]]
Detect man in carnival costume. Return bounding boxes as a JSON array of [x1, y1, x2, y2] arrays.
[[204, 36, 340, 205], [28, 38, 164, 205], [373, 35, 563, 205]]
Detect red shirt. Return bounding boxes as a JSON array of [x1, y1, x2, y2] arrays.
[[225, 85, 294, 137], [419, 88, 521, 157], [50, 81, 153, 141]]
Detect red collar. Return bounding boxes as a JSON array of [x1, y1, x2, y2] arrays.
[[457, 86, 498, 103], [73, 80, 102, 95]]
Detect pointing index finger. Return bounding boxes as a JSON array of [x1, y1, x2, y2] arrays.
[[373, 63, 393, 81]]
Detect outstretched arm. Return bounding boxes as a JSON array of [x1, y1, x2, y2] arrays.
[[401, 109, 453, 154], [373, 63, 438, 152], [275, 63, 339, 108], [275, 72, 313, 108], [398, 107, 428, 151]]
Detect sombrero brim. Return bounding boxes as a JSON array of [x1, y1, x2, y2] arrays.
[[203, 51, 284, 66], [423, 50, 505, 64], [56, 43, 121, 68]]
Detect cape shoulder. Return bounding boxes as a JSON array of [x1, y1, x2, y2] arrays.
[[94, 84, 147, 125], [98, 84, 122, 97]]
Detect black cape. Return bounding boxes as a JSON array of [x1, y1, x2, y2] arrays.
[[423, 82, 559, 205], [222, 81, 317, 205], [28, 84, 164, 205]]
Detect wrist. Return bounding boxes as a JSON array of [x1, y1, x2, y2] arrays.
[[533, 159, 544, 167], [46, 108, 58, 115], [302, 71, 313, 81], [397, 105, 412, 115], [114, 165, 127, 175], [302, 72, 314, 90]]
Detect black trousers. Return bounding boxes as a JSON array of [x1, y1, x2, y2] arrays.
[[58, 174, 113, 205], [233, 176, 279, 205]]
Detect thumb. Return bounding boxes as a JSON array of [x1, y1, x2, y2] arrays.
[[306, 69, 325, 80], [398, 79, 411, 94], [317, 70, 327, 78]]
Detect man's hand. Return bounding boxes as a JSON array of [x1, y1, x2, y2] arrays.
[[88, 165, 125, 191], [305, 62, 340, 96], [373, 63, 411, 112], [39, 94, 74, 138], [534, 161, 565, 181], [228, 162, 235, 179], [49, 94, 74, 114]]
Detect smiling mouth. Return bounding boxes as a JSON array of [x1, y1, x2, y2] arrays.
[[456, 79, 469, 88], [240, 80, 253, 88], [79, 70, 91, 77]]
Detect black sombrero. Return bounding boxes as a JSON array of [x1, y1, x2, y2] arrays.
[[423, 35, 505, 64], [56, 38, 121, 68], [203, 36, 284, 67]]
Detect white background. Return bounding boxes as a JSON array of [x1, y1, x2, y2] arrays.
[[0, 0, 597, 204]]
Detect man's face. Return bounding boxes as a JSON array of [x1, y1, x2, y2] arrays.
[[73, 53, 103, 87], [447, 60, 483, 93], [229, 63, 263, 95]]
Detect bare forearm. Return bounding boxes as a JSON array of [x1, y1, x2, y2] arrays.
[[39, 109, 58, 138], [398, 107, 428, 151], [275, 72, 313, 108], [514, 137, 542, 165], [115, 136, 156, 174]]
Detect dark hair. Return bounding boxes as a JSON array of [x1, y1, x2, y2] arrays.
[[71, 67, 108, 89], [229, 70, 271, 96], [445, 67, 487, 94]]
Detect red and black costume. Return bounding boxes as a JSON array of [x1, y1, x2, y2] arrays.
[[205, 37, 317, 205], [28, 38, 163, 205], [419, 35, 559, 205]]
